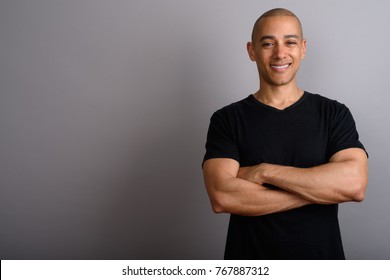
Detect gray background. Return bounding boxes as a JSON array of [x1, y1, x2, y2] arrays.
[[0, 0, 389, 259]]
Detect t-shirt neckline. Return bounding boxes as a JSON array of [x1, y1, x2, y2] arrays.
[[248, 91, 308, 112]]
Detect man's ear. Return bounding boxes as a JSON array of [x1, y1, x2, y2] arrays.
[[247, 42, 256, 61], [301, 39, 307, 59]]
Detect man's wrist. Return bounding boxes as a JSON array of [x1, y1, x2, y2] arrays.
[[257, 163, 271, 183], [259, 163, 283, 185]]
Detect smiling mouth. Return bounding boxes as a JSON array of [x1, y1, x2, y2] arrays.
[[270, 63, 291, 70]]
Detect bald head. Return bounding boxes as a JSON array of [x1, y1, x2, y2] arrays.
[[251, 8, 303, 43]]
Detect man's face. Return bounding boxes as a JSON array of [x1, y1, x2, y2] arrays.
[[248, 16, 306, 88]]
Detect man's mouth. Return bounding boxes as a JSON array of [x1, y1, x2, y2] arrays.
[[270, 63, 291, 70]]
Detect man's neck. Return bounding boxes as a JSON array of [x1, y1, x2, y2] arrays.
[[254, 84, 304, 110]]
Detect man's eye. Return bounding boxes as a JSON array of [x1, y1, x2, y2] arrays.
[[286, 41, 297, 45], [262, 42, 273, 47]]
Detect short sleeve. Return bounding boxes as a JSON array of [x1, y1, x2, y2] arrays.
[[202, 109, 240, 165], [327, 104, 367, 160]]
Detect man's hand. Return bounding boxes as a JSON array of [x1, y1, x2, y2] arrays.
[[237, 164, 268, 186]]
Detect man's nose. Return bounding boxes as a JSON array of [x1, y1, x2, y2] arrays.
[[273, 44, 286, 59]]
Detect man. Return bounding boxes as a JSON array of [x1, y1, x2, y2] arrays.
[[202, 8, 368, 259]]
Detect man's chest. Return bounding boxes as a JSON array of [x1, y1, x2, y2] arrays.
[[234, 113, 329, 167]]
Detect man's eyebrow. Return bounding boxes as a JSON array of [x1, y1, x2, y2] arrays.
[[284, 34, 300, 39], [259, 34, 300, 41], [260, 35, 276, 41]]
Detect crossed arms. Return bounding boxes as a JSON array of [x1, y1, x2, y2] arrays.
[[203, 148, 368, 216]]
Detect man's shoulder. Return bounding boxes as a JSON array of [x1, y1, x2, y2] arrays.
[[306, 91, 335, 102], [305, 91, 347, 109], [213, 95, 253, 115]]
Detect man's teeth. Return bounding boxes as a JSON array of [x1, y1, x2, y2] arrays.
[[271, 64, 289, 69]]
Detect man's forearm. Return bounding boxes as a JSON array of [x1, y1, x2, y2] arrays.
[[203, 158, 312, 216], [238, 149, 368, 204], [208, 177, 312, 216], [260, 162, 364, 203]]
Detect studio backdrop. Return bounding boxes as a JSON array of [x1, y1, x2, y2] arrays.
[[1, 0, 389, 259]]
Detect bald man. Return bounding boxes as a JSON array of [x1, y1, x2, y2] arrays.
[[202, 8, 368, 259]]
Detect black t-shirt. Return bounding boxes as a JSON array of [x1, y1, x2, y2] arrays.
[[203, 92, 366, 259]]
